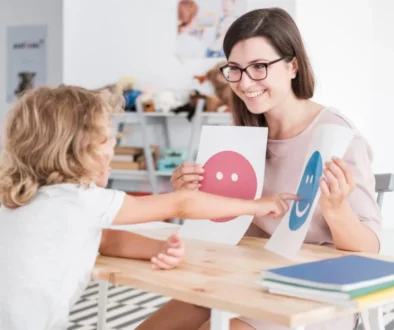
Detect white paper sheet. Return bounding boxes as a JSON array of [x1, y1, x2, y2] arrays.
[[179, 125, 268, 245], [264, 124, 355, 259]]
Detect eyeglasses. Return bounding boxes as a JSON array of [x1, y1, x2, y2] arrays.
[[220, 57, 289, 83]]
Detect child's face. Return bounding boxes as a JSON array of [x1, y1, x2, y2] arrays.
[[96, 136, 116, 188]]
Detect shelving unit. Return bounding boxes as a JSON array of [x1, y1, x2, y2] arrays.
[[107, 97, 232, 195]]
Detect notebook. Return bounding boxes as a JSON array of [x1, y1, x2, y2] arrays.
[[261, 255, 394, 291], [260, 279, 394, 301], [263, 285, 394, 308]]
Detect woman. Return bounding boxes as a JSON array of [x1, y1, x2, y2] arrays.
[[137, 7, 381, 330]]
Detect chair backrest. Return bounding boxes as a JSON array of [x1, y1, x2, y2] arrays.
[[374, 173, 394, 209]]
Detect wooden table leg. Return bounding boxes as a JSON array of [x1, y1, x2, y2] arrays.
[[97, 280, 109, 330], [210, 309, 231, 330]]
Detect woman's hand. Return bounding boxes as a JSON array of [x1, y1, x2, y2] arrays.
[[170, 162, 204, 191], [319, 156, 355, 211]]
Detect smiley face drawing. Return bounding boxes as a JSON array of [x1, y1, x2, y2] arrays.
[[199, 150, 258, 223], [288, 151, 323, 231]]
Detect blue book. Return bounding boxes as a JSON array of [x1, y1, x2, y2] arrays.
[[261, 255, 394, 292]]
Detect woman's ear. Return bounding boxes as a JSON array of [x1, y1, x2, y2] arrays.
[[290, 57, 299, 79]]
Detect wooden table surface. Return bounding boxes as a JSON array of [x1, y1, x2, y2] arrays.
[[92, 228, 394, 328]]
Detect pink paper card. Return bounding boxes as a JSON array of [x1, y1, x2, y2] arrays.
[[179, 125, 268, 245]]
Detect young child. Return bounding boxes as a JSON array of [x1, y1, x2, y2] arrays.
[[0, 85, 297, 330]]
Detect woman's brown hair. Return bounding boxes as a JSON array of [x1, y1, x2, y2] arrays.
[[0, 85, 120, 209], [223, 7, 315, 127]]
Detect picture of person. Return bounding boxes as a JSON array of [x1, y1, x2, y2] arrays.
[[177, 0, 200, 36], [206, 0, 240, 58], [176, 0, 206, 58], [176, 0, 247, 59]]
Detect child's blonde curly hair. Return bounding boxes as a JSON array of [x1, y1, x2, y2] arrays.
[[0, 85, 121, 209]]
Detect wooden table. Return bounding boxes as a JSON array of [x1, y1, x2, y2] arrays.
[[92, 228, 393, 330]]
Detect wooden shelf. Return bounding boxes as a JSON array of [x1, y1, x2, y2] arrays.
[[110, 169, 173, 181], [113, 111, 231, 121], [109, 98, 231, 194]]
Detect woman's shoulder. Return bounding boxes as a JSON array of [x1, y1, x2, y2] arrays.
[[316, 106, 368, 141], [317, 107, 359, 130], [318, 106, 374, 161]]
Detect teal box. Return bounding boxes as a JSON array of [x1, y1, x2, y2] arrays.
[[163, 148, 188, 160], [158, 157, 184, 171]]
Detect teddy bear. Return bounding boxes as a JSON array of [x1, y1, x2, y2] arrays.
[[152, 90, 190, 113], [172, 89, 206, 121], [14, 72, 36, 97], [194, 61, 232, 112], [94, 76, 139, 112]]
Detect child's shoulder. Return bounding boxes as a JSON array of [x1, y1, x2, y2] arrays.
[[39, 183, 126, 227], [40, 183, 125, 207]]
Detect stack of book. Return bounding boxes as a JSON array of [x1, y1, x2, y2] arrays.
[[260, 255, 394, 307]]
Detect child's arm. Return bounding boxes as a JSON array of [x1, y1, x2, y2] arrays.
[[99, 229, 162, 259], [113, 190, 297, 225], [99, 230, 185, 270]]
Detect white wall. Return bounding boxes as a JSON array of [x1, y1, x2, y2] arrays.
[[62, 0, 394, 204], [63, 0, 295, 90], [61, 0, 376, 143], [294, 0, 394, 248], [3, 0, 392, 227], [0, 0, 63, 128], [297, 0, 394, 230], [63, 0, 213, 90], [296, 0, 373, 134], [62, 0, 216, 175], [367, 0, 394, 229], [62, 0, 297, 193]]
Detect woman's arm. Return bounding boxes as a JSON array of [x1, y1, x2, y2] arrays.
[[322, 200, 379, 253], [319, 145, 381, 253]]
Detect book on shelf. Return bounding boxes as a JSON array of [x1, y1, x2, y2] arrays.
[[260, 255, 394, 307]]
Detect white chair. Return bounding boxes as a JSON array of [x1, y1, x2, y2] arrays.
[[374, 173, 394, 209], [359, 173, 394, 330]]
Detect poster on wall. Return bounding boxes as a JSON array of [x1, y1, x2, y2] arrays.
[[6, 25, 47, 102], [176, 0, 247, 59]]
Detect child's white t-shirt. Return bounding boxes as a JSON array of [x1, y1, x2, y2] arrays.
[[0, 183, 125, 330]]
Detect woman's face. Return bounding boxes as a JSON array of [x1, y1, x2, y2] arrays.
[[227, 36, 297, 115]]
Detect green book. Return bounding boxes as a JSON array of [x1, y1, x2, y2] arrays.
[[259, 278, 394, 305], [262, 278, 394, 299]]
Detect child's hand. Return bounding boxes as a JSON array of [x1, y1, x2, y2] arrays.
[[151, 232, 185, 270], [255, 194, 300, 218]]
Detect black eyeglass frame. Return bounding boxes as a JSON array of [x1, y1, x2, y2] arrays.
[[220, 57, 292, 82]]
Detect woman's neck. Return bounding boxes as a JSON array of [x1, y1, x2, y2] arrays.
[[264, 96, 322, 140]]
